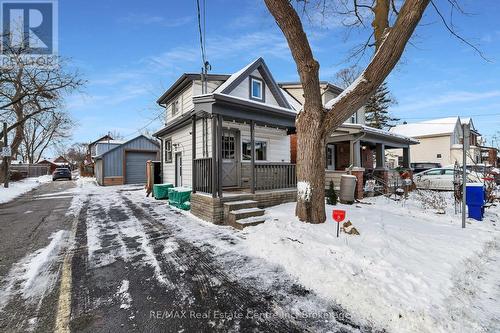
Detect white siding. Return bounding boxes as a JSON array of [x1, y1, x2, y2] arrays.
[[161, 119, 212, 187], [192, 80, 224, 96], [165, 84, 194, 124], [228, 69, 280, 107]]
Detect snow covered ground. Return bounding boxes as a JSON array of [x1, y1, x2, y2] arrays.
[[237, 193, 500, 333], [60, 180, 500, 332], [0, 175, 52, 204]]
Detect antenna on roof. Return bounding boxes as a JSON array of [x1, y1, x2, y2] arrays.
[[196, 0, 210, 94]]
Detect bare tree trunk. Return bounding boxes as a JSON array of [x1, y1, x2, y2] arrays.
[[264, 0, 430, 223], [295, 114, 327, 223]]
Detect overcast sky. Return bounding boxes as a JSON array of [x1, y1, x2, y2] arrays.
[[59, 0, 500, 148]]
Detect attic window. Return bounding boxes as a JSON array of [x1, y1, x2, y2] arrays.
[[250, 77, 264, 101]]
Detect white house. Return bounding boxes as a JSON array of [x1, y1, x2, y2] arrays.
[[390, 117, 482, 167], [154, 57, 297, 192]]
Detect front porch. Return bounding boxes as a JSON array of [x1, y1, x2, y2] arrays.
[[190, 93, 298, 225], [325, 124, 418, 198]]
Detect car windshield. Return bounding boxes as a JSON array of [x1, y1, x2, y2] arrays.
[[55, 168, 69, 172]]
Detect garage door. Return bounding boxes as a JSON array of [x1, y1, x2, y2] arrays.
[[125, 152, 157, 184]]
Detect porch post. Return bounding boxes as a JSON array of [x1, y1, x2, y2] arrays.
[[376, 143, 386, 169], [211, 115, 217, 198], [353, 140, 361, 167], [402, 147, 410, 168], [217, 114, 223, 198], [250, 120, 255, 194], [192, 114, 196, 193]]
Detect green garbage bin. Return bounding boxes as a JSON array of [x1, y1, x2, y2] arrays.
[[168, 187, 192, 210], [153, 183, 174, 200]]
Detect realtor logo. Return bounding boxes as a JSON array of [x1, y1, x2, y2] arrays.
[[0, 0, 57, 65]]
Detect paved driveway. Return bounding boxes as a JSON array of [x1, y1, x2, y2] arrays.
[[0, 180, 372, 333]]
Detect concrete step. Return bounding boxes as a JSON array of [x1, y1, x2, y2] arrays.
[[227, 207, 265, 228], [230, 216, 267, 230], [223, 200, 258, 216]]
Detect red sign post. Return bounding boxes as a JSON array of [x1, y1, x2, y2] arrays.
[[332, 210, 346, 237]]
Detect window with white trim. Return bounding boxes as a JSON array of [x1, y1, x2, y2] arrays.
[[164, 139, 172, 163], [250, 77, 263, 101]]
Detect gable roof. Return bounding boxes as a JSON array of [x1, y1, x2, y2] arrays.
[[89, 134, 113, 146], [390, 117, 462, 138], [213, 57, 292, 109], [157, 73, 230, 105], [94, 134, 159, 159]]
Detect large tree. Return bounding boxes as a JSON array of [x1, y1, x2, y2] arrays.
[[364, 82, 399, 129], [0, 37, 83, 180], [263, 0, 431, 223], [19, 111, 74, 163], [336, 67, 399, 130]]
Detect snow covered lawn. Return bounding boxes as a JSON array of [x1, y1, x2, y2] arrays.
[[238, 193, 500, 333], [0, 175, 52, 204]]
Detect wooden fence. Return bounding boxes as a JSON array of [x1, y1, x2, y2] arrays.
[[10, 164, 50, 177]]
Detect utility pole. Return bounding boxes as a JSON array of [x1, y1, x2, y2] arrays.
[[461, 122, 470, 228], [2, 122, 9, 188]]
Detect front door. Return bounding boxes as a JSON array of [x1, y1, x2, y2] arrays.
[[175, 152, 182, 187], [326, 144, 336, 170], [221, 129, 239, 187]]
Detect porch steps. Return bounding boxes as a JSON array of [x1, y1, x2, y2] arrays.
[[223, 200, 259, 216], [224, 201, 266, 229]]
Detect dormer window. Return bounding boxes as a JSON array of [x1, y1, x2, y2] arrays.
[[250, 77, 264, 101]]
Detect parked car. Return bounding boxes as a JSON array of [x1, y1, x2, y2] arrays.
[[52, 168, 72, 181], [410, 162, 442, 174], [414, 167, 478, 191]]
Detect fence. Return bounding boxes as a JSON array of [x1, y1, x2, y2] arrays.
[[10, 164, 50, 177]]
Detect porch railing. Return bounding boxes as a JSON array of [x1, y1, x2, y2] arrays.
[[193, 157, 212, 193], [255, 163, 296, 191]]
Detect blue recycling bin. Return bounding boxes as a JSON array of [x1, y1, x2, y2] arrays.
[[466, 183, 485, 221]]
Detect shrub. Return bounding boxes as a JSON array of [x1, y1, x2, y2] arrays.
[[414, 189, 447, 213], [326, 180, 338, 205]]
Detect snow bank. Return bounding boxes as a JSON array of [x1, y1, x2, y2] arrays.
[[0, 230, 69, 310], [239, 194, 500, 333], [0, 175, 52, 204]]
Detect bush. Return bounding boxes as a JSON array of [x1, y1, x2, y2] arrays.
[[326, 180, 338, 205], [414, 189, 447, 213]]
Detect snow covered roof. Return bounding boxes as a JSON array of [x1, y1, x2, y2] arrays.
[[280, 88, 301, 113], [390, 117, 461, 138], [96, 140, 124, 145], [340, 123, 419, 144]]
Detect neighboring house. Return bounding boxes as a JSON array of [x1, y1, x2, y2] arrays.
[[279, 82, 417, 197], [153, 58, 298, 225], [94, 135, 160, 186], [38, 155, 71, 173], [480, 146, 499, 167], [390, 117, 482, 167], [85, 134, 115, 165]]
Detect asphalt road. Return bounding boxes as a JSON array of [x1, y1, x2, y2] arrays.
[[0, 180, 76, 332], [0, 180, 373, 333]]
